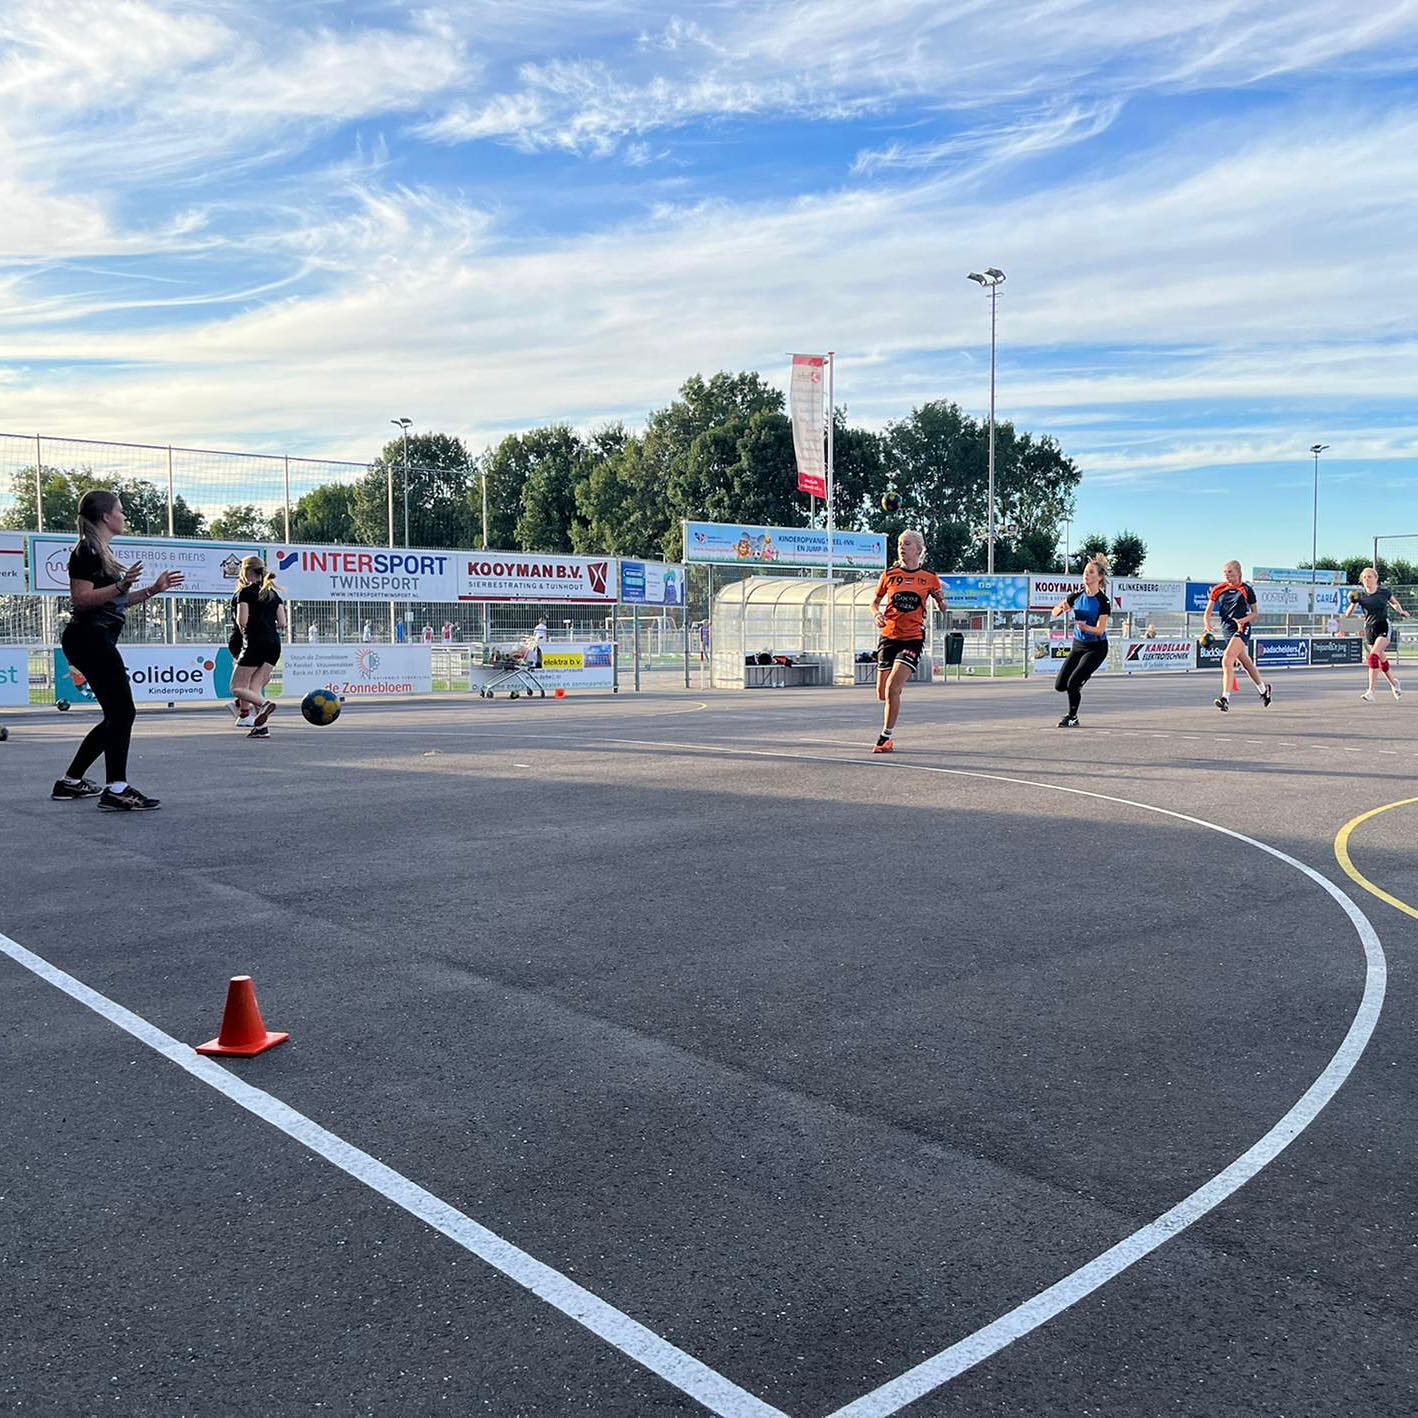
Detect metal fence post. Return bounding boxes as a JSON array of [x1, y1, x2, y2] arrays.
[[283, 454, 292, 541], [33, 434, 43, 532], [633, 606, 641, 692]]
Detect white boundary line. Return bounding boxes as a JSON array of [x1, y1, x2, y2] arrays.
[[0, 932, 787, 1418], [584, 738, 1387, 1418]]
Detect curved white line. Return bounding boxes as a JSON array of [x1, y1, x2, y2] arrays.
[[590, 740, 1386, 1418]]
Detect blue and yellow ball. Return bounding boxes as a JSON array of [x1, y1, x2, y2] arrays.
[[301, 688, 342, 726], [881, 491, 901, 513]]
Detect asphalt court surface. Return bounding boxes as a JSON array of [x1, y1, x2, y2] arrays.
[[2, 670, 1416, 1416]]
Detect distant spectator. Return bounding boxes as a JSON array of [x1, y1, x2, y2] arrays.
[[1144, 622, 1157, 639], [306, 623, 319, 643], [361, 620, 373, 643], [421, 623, 434, 643]]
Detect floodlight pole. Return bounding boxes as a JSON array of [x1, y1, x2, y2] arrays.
[[966, 269, 1006, 573], [392, 418, 412, 547], [1309, 443, 1329, 585]]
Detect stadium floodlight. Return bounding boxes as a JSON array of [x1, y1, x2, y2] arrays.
[[1309, 443, 1330, 585], [391, 418, 413, 547], [965, 268, 1006, 573]]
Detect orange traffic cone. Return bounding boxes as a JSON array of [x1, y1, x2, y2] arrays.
[[1231, 669, 1240, 693], [195, 975, 289, 1057]]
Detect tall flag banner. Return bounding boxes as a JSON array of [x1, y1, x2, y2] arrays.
[[790, 355, 827, 498]]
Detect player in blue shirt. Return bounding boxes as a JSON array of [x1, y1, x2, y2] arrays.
[[1202, 560, 1271, 712], [1049, 554, 1111, 727]]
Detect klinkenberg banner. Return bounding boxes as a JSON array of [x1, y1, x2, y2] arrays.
[[1028, 574, 1186, 614], [0, 532, 25, 595], [269, 544, 458, 603], [30, 533, 259, 597], [457, 553, 618, 603], [683, 521, 886, 569], [281, 644, 433, 699], [790, 355, 827, 498]]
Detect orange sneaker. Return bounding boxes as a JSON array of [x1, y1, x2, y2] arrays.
[[872, 735, 894, 753]]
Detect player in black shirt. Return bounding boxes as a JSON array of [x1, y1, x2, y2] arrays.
[[231, 556, 286, 735], [51, 490, 184, 810], [1350, 567, 1408, 701], [225, 588, 244, 723]]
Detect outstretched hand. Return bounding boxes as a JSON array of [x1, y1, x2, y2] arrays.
[[152, 570, 185, 594]]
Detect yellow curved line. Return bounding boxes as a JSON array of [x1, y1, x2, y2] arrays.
[[1335, 798, 1418, 921]]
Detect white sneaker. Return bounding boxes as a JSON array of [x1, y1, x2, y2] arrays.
[[1359, 690, 1375, 703], [1392, 684, 1403, 700], [235, 715, 254, 729]]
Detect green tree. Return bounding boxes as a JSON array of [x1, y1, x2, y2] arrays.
[[512, 425, 597, 552], [352, 433, 475, 548], [1109, 530, 1147, 577], [285, 482, 358, 545], [208, 504, 271, 543], [1, 467, 203, 537], [1069, 533, 1111, 574]]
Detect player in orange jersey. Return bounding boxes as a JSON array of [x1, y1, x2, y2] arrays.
[[869, 529, 947, 752]]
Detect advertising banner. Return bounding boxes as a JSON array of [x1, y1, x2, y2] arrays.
[[1253, 567, 1342, 583], [1195, 638, 1227, 669], [1185, 581, 1214, 614], [1314, 586, 1360, 615], [1111, 578, 1186, 614], [790, 355, 827, 498], [1121, 639, 1195, 673], [1310, 636, 1363, 666], [281, 643, 432, 698], [1029, 574, 1085, 610], [619, 560, 685, 606], [1254, 581, 1311, 614], [941, 574, 1028, 611], [457, 552, 617, 603], [53, 645, 234, 705], [683, 521, 886, 570], [0, 532, 25, 595], [1253, 636, 1311, 667], [468, 641, 615, 693], [0, 646, 28, 705], [30, 533, 258, 597], [1031, 633, 1109, 676], [269, 544, 458, 603]]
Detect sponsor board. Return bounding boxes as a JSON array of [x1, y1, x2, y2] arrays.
[[1195, 638, 1228, 669], [1122, 639, 1194, 672], [270, 544, 458, 603], [54, 645, 234, 704], [1253, 566, 1343, 583], [281, 643, 433, 698], [1110, 578, 1186, 615], [1309, 636, 1363, 666], [619, 560, 685, 606], [1253, 636, 1310, 667], [457, 553, 617, 603], [30, 533, 258, 597], [469, 641, 614, 692], [1314, 585, 1361, 615], [1031, 633, 1110, 675], [1254, 581, 1310, 614], [682, 520, 886, 569], [1185, 581, 1215, 614], [0, 532, 25, 594], [0, 646, 28, 705], [940, 574, 1029, 611], [1029, 574, 1086, 610]]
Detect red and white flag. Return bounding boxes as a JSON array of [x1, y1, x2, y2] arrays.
[[790, 355, 827, 498]]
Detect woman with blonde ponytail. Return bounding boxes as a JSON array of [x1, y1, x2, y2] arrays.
[[231, 556, 285, 735], [1049, 553, 1113, 727], [51, 490, 185, 810]]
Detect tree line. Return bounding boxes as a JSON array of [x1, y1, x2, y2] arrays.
[[2, 371, 1166, 575]]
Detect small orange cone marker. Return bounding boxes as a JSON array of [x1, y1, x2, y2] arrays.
[[196, 975, 289, 1057]]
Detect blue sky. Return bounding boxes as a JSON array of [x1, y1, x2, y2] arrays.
[[2, 0, 1417, 575]]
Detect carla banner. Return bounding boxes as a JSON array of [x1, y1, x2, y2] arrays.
[[0, 646, 28, 705], [31, 533, 259, 597], [0, 532, 25, 594], [683, 521, 886, 570], [1122, 639, 1195, 673], [1253, 636, 1311, 668], [53, 645, 234, 705], [1314, 586, 1361, 615], [1309, 636, 1363, 666], [940, 574, 1028, 611], [458, 553, 617, 603], [619, 560, 685, 606], [270, 544, 458, 603], [281, 643, 432, 698]]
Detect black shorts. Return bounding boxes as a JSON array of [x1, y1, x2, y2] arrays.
[[237, 637, 281, 669], [227, 632, 242, 658], [877, 637, 924, 673], [1365, 619, 1391, 645], [1222, 625, 1251, 646]]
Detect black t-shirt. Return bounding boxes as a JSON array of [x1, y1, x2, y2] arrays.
[[239, 583, 283, 643], [67, 540, 128, 634], [1351, 588, 1393, 625]]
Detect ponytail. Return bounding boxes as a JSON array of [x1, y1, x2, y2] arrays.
[[238, 555, 280, 601], [74, 490, 123, 579], [1086, 552, 1110, 588]]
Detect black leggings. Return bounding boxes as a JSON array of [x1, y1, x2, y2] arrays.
[[62, 626, 135, 784], [1054, 642, 1108, 715]]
